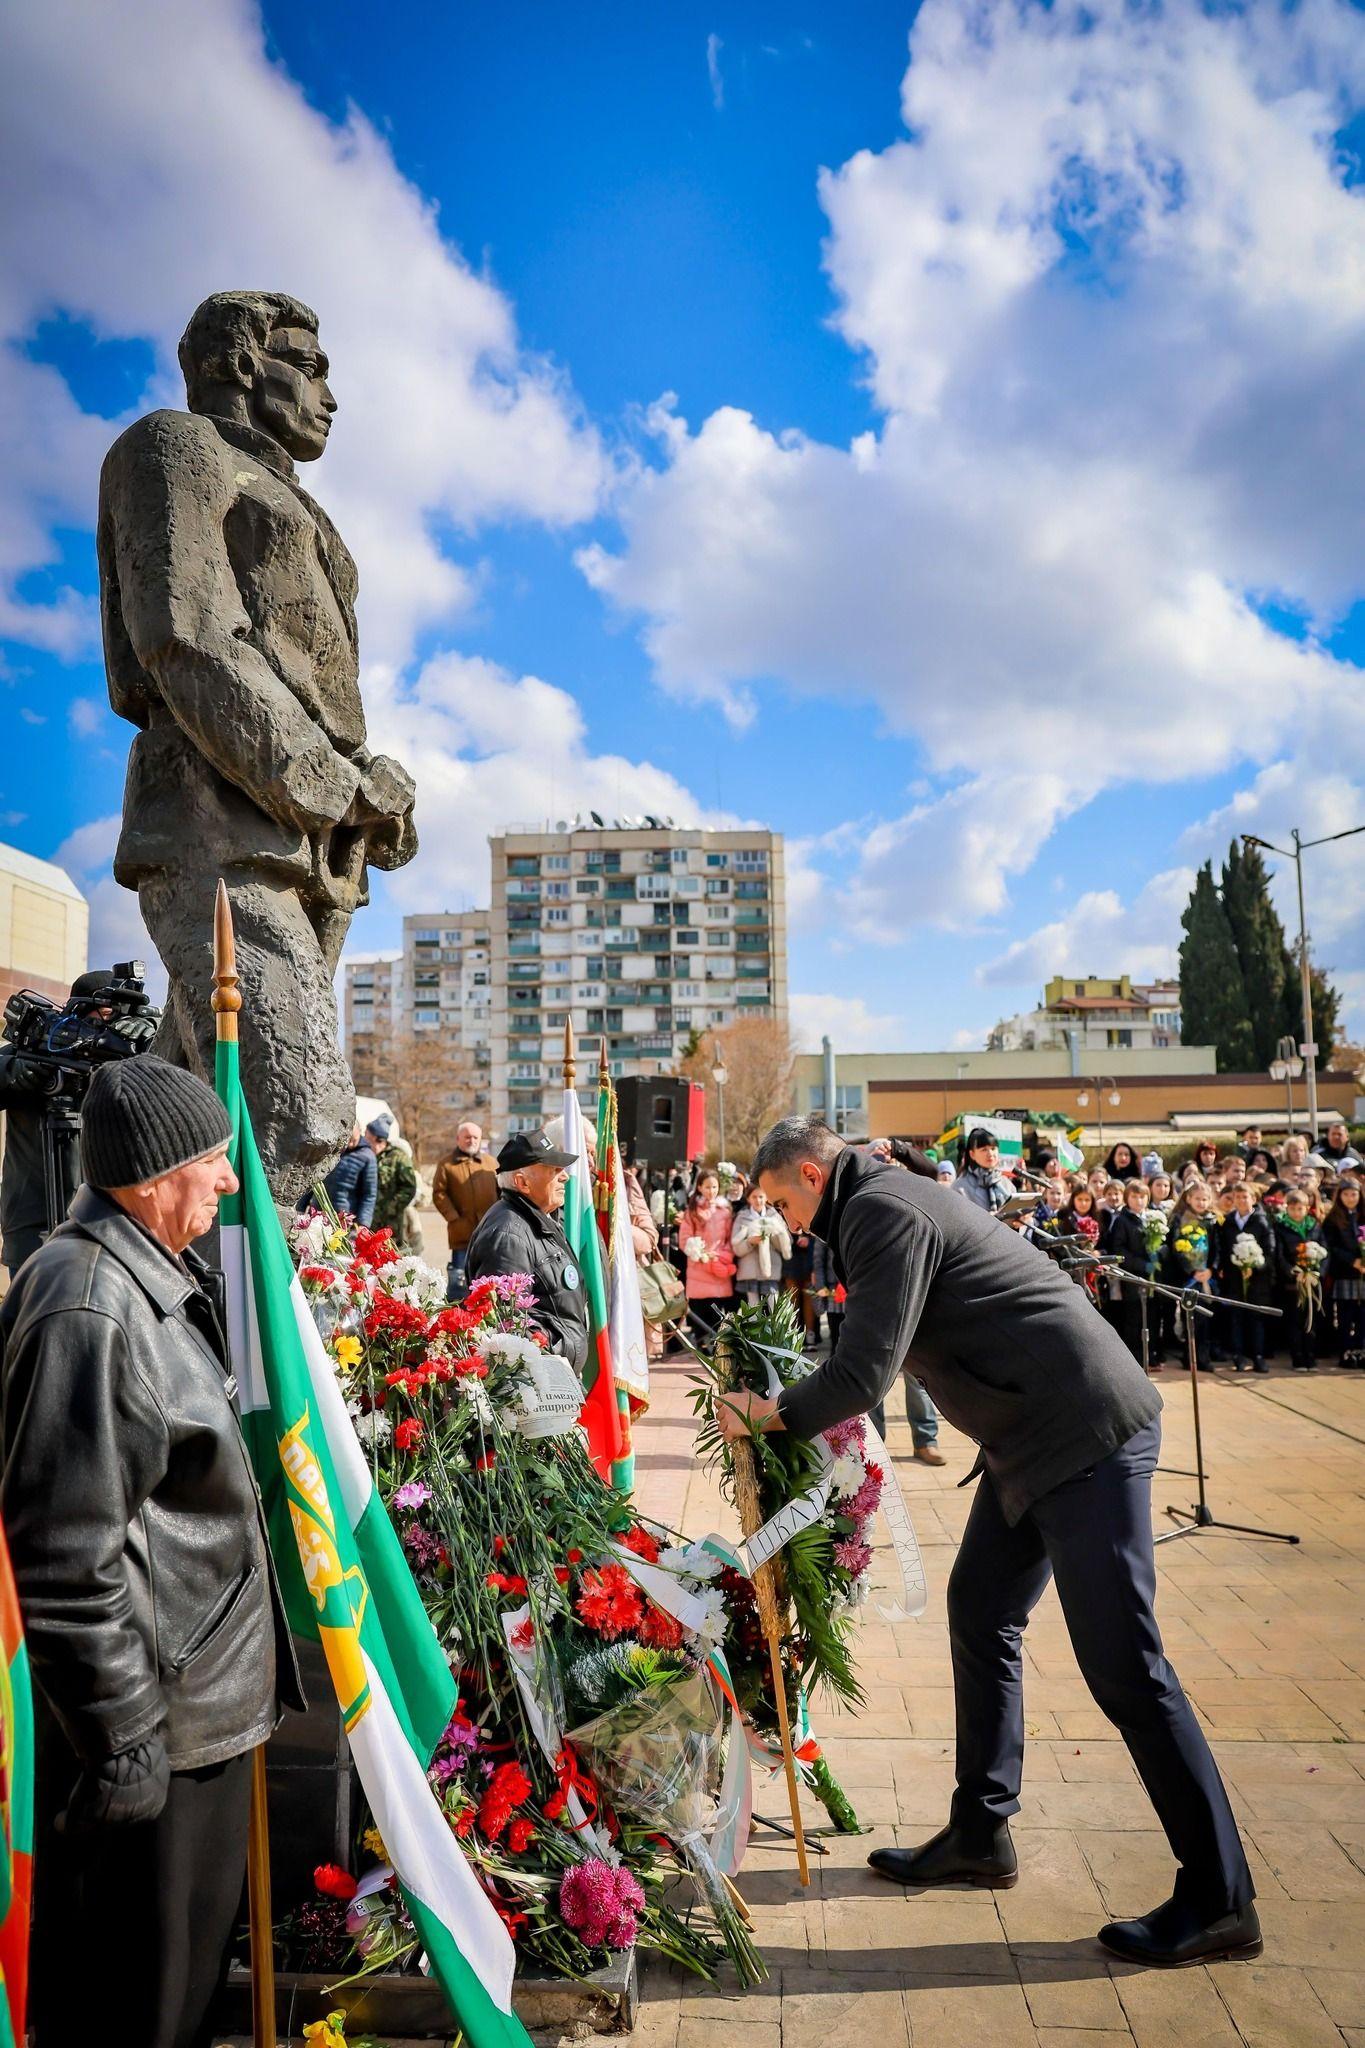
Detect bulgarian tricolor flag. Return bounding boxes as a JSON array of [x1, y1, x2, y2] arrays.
[[594, 1074, 649, 1495], [215, 1034, 532, 2048], [0, 1522, 32, 2048], [561, 1082, 625, 1486]]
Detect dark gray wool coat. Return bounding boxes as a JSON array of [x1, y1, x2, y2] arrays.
[[777, 1147, 1162, 1524]]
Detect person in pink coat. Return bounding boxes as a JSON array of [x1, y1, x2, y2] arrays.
[[680, 1168, 736, 1342]]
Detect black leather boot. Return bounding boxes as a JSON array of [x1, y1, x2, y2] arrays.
[[867, 1819, 1018, 1889], [1099, 1895, 1262, 1967]]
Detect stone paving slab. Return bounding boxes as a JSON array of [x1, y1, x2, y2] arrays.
[[632, 1344, 1365, 2047]]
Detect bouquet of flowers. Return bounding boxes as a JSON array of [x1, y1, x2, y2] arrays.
[[1230, 1232, 1265, 1295], [285, 1210, 758, 1988], [1141, 1209, 1169, 1269], [683, 1235, 710, 1263], [692, 1293, 865, 1832], [715, 1161, 740, 1196], [1295, 1239, 1328, 1326], [1172, 1220, 1210, 1284]]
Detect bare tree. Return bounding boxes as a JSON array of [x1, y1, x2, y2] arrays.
[[679, 1016, 797, 1163], [387, 1028, 486, 1170]]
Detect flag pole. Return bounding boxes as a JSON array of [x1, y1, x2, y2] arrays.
[[562, 1014, 576, 1093], [213, 880, 277, 2048], [715, 1331, 811, 1886]]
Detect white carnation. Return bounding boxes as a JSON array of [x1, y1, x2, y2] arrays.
[[829, 1450, 866, 1498], [353, 1410, 391, 1446]]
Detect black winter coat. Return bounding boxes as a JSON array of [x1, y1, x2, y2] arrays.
[[466, 1190, 590, 1377], [0, 1187, 303, 1770], [1104, 1207, 1150, 1278], [0, 1048, 80, 1274], [1272, 1216, 1326, 1291], [777, 1148, 1161, 1525], [1217, 1209, 1277, 1306], [1323, 1213, 1365, 1285]]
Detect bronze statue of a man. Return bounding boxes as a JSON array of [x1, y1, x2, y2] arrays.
[[97, 291, 417, 1200]]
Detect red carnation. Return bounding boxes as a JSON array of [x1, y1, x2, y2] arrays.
[[507, 1816, 535, 1854], [575, 1563, 644, 1641], [478, 1761, 533, 1841], [620, 1526, 661, 1565], [314, 1863, 358, 1901], [395, 1418, 425, 1452], [637, 1602, 684, 1650]]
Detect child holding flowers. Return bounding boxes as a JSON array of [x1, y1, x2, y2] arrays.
[[1217, 1183, 1275, 1373], [1166, 1180, 1216, 1369], [1274, 1189, 1327, 1371], [1323, 1178, 1365, 1367]]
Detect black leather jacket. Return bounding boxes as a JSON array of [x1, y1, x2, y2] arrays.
[[466, 1190, 589, 1377], [0, 1187, 303, 1769]]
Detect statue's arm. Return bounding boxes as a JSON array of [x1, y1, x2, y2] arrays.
[[104, 418, 362, 835]]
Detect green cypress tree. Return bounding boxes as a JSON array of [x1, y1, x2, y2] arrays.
[[1221, 839, 1287, 1068], [1179, 862, 1257, 1071]]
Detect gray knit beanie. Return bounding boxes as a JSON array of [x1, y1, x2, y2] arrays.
[[81, 1054, 232, 1190]]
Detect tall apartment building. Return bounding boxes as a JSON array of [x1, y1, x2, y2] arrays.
[[490, 825, 787, 1135], [343, 951, 402, 1098], [342, 910, 493, 1129]]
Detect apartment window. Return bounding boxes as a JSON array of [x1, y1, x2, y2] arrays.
[[544, 880, 570, 899], [637, 876, 671, 900], [543, 854, 570, 871], [706, 905, 729, 922], [706, 852, 727, 868], [709, 1009, 726, 1025], [672, 846, 689, 865], [473, 971, 488, 986], [576, 878, 599, 894], [705, 877, 730, 897], [732, 849, 767, 870], [706, 930, 732, 947], [413, 928, 441, 943], [676, 982, 701, 999], [577, 984, 603, 1001], [544, 1010, 568, 1027], [545, 959, 572, 978], [545, 907, 570, 925]]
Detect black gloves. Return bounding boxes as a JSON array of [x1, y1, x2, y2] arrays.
[[61, 1737, 170, 1832], [108, 1010, 161, 1053]]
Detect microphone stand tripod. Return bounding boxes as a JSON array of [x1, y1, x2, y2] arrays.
[[1135, 1277, 1297, 1547]]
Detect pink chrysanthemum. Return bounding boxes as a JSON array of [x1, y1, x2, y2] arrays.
[[848, 1473, 883, 1520], [833, 1538, 872, 1577], [559, 1860, 645, 1950], [823, 1416, 867, 1456]]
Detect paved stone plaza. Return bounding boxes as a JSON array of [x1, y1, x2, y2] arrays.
[[634, 1348, 1365, 2048]]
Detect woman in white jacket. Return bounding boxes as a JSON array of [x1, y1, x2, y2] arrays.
[[731, 1188, 792, 1305]]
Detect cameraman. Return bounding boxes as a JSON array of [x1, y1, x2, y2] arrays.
[[0, 969, 158, 1275]]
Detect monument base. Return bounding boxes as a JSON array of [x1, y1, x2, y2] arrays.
[[216, 1949, 639, 2039]]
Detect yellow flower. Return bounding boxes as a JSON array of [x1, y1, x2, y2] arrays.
[[303, 2015, 349, 2047], [362, 1825, 389, 1861], [333, 1336, 363, 1369]]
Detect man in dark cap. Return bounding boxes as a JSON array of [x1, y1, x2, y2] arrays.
[[0, 967, 159, 1275], [1, 1054, 303, 2047], [466, 1130, 589, 1376]]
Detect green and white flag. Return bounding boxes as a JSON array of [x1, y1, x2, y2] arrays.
[[215, 1037, 530, 2048]]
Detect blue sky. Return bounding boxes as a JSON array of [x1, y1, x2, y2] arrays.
[[3, 0, 1364, 1052]]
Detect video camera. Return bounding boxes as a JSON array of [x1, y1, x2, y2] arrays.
[[3, 961, 156, 1100]]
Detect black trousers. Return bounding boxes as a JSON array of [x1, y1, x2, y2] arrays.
[[946, 1419, 1253, 1918], [33, 1725, 251, 2048]]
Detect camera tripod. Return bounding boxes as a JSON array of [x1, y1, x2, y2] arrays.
[[39, 1099, 83, 1237]]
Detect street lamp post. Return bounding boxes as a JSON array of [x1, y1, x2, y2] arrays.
[[1076, 1076, 1122, 1155], [711, 1043, 729, 1161], [1243, 823, 1365, 1142], [1268, 1034, 1303, 1139]]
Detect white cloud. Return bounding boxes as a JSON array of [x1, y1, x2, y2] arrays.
[[584, 0, 1365, 937], [52, 814, 163, 994], [67, 696, 104, 738], [707, 34, 725, 112], [977, 867, 1196, 991], [789, 991, 904, 1054], [0, 0, 607, 673], [368, 653, 726, 913]]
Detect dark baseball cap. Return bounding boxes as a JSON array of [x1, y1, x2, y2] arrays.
[[497, 1129, 578, 1172]]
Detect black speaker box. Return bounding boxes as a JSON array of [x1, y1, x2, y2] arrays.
[[616, 1076, 693, 1169]]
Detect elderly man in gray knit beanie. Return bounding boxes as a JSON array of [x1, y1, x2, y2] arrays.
[[0, 1054, 303, 2048]]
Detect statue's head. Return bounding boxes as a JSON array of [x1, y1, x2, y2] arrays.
[[179, 291, 335, 462]]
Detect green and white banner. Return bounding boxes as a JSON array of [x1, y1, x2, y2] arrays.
[[215, 1037, 531, 2048]]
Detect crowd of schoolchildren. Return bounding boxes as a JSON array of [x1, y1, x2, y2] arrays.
[[644, 1117, 1365, 1393], [1009, 1120, 1365, 1375]]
